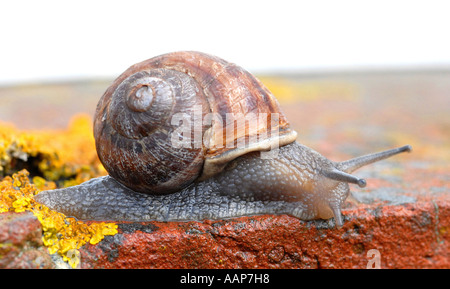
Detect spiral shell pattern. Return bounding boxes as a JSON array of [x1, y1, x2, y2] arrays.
[[95, 67, 210, 194], [108, 71, 175, 139]]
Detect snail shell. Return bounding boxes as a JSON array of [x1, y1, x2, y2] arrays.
[[94, 51, 297, 194]]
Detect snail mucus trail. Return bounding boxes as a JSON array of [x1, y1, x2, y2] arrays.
[[35, 51, 412, 228]]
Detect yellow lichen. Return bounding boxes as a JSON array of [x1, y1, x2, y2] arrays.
[[0, 170, 118, 268], [0, 114, 116, 268], [0, 114, 106, 186]]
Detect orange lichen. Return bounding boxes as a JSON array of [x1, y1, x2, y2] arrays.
[[0, 114, 106, 185], [0, 116, 115, 268], [0, 170, 117, 268]]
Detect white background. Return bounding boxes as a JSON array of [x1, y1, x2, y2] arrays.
[[1, 0, 449, 85]]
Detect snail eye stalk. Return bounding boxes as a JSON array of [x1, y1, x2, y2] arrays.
[[320, 145, 411, 187], [321, 168, 367, 188], [339, 145, 412, 174]]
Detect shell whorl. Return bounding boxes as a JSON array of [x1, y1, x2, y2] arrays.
[[109, 71, 175, 139], [95, 68, 210, 195], [125, 77, 163, 113]]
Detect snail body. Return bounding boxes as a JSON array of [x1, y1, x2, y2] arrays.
[[35, 51, 411, 227]]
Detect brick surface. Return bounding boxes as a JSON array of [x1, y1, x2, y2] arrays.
[[0, 212, 54, 269], [78, 200, 448, 268]]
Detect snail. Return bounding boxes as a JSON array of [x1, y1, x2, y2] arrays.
[[35, 51, 412, 228]]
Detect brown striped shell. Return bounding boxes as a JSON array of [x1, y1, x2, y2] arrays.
[[94, 51, 297, 195]]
